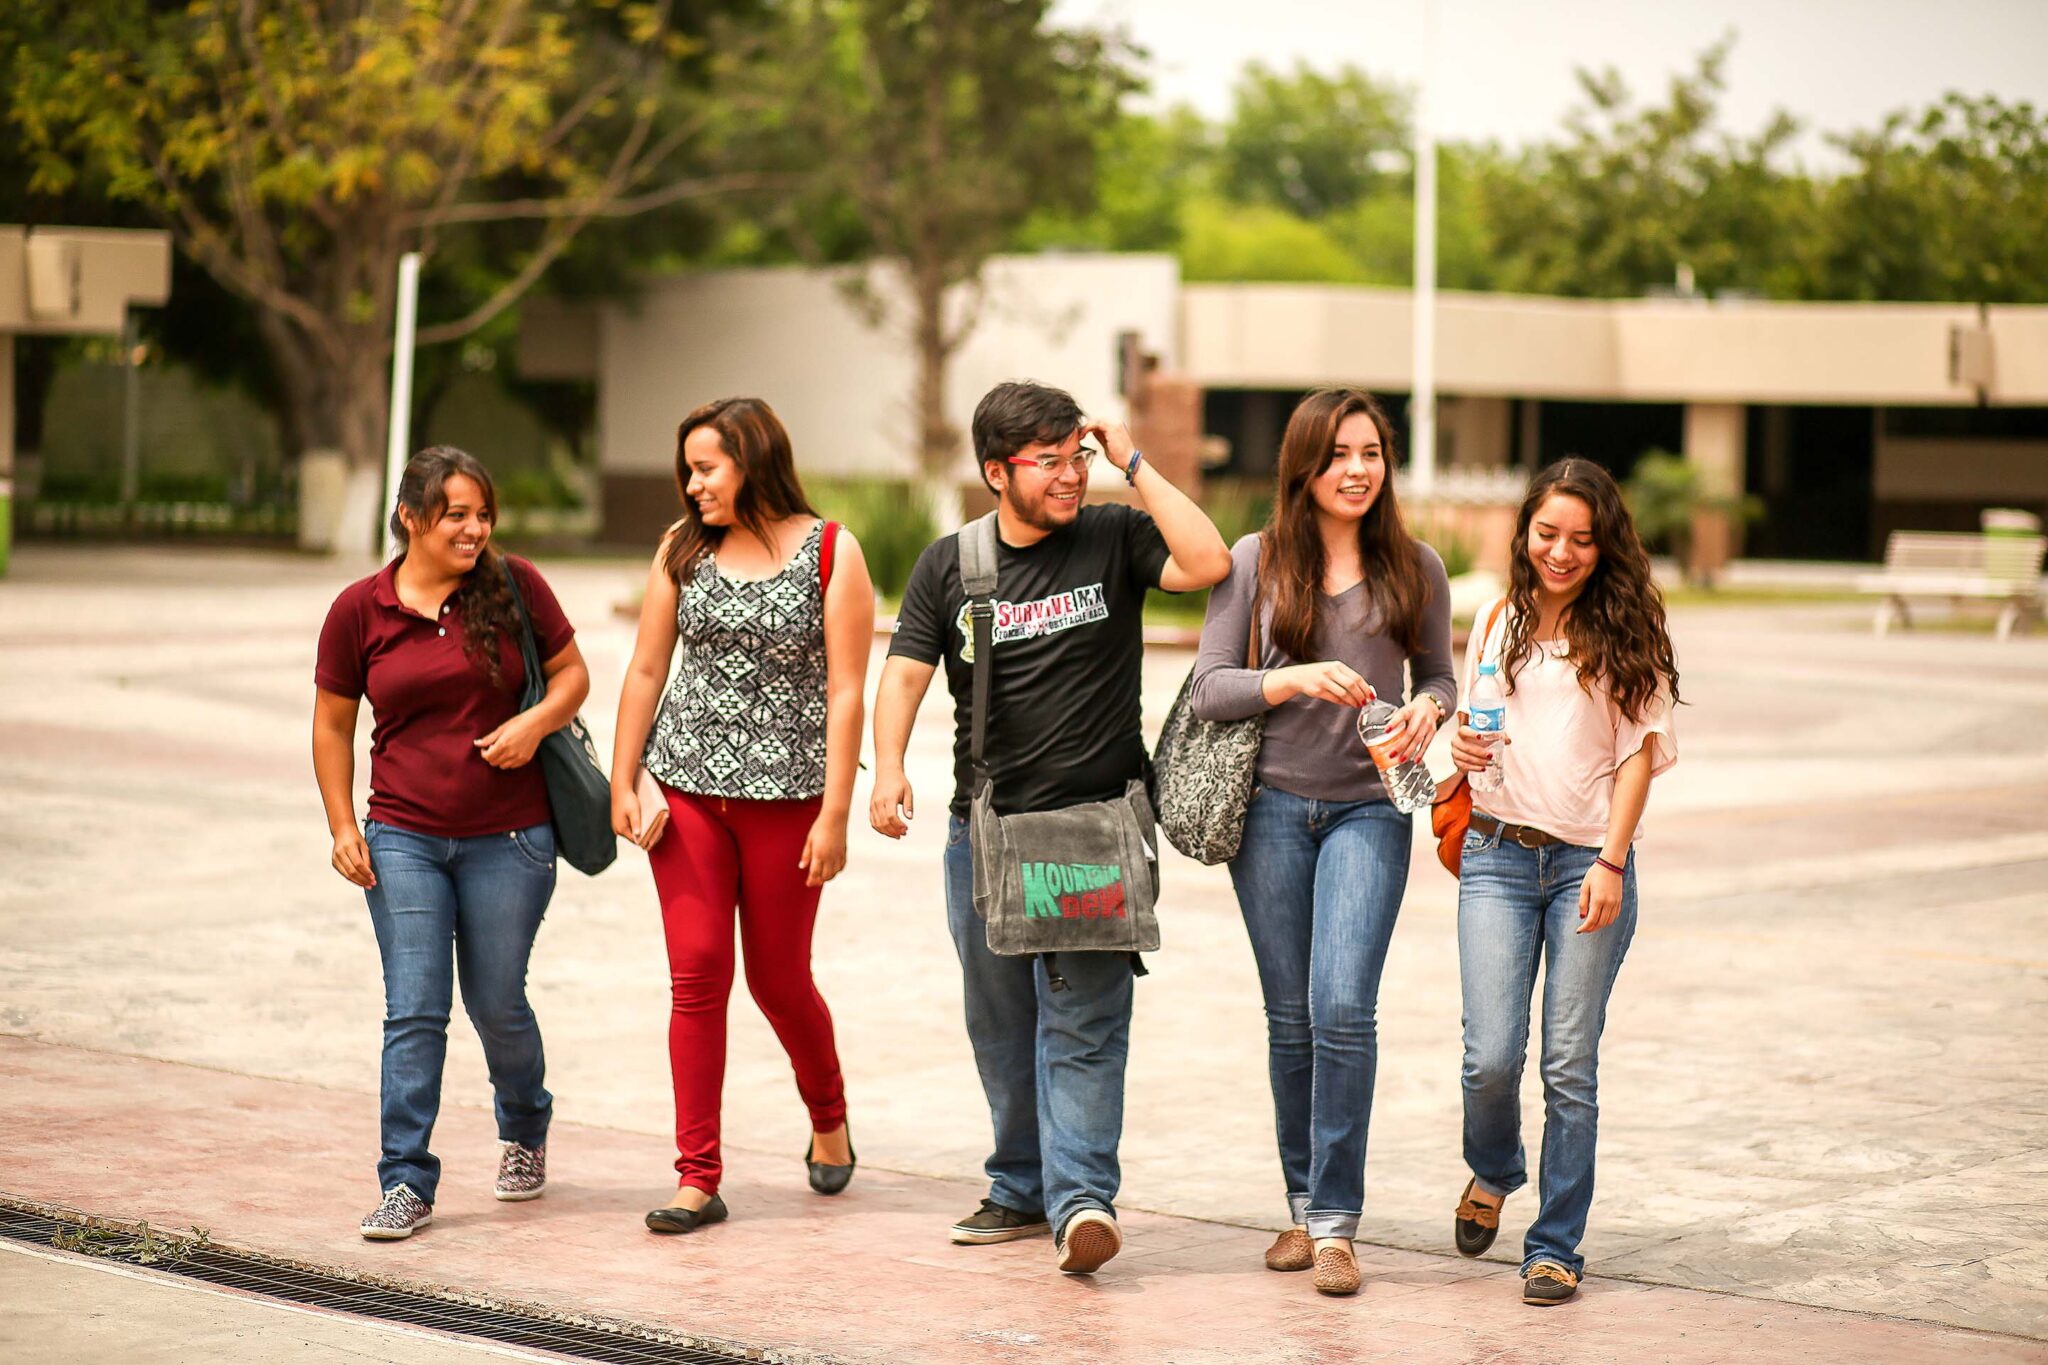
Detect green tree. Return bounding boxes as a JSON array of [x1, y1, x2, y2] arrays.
[[1625, 449, 1762, 585], [8, 0, 764, 542], [1819, 93, 2048, 303], [732, 0, 1140, 520], [1177, 197, 1369, 283], [1014, 106, 1213, 254], [1219, 62, 1408, 220], [1474, 40, 1817, 300]]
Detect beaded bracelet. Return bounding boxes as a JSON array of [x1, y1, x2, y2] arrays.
[[1593, 855, 1625, 876]]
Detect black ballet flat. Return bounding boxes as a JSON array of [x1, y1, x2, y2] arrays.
[[644, 1193, 727, 1234], [805, 1124, 856, 1196]]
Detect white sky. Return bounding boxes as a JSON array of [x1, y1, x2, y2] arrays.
[[1050, 0, 2048, 169]]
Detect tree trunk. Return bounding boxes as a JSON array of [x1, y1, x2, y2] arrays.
[[911, 262, 963, 530], [264, 312, 391, 556]]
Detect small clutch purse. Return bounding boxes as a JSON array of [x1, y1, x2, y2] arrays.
[[633, 766, 671, 848]]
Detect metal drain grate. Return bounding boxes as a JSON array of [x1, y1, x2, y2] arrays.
[[0, 1202, 767, 1364]]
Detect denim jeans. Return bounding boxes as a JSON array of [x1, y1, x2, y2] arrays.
[[362, 818, 557, 1204], [1227, 786, 1411, 1240], [1458, 824, 1637, 1275], [943, 813, 1133, 1237]]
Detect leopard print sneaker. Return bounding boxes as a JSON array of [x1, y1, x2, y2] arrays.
[[495, 1140, 547, 1201], [360, 1184, 433, 1240]]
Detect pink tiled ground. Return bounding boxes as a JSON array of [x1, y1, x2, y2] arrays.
[[4, 1037, 2036, 1363]]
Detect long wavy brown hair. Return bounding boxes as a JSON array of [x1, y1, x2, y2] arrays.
[[1502, 458, 1681, 723], [1260, 388, 1433, 660], [660, 397, 819, 585], [389, 446, 521, 691]]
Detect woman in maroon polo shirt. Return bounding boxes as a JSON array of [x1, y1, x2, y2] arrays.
[[610, 397, 875, 1234], [312, 446, 591, 1242]]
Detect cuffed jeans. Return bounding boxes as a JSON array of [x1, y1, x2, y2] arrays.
[[944, 813, 1133, 1238], [1458, 823, 1636, 1276], [362, 818, 556, 1204], [1228, 786, 1410, 1240]]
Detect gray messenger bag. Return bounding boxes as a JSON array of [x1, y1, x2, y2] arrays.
[[959, 512, 1161, 957]]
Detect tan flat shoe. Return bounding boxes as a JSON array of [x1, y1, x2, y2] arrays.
[[1313, 1242, 1361, 1296], [1265, 1226, 1313, 1271]]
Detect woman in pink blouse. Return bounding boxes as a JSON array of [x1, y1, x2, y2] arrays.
[[1446, 459, 1680, 1307]]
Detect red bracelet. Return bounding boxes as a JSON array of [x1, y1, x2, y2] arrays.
[[1593, 855, 1625, 876]]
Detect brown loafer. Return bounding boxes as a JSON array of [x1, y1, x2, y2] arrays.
[[1313, 1242, 1361, 1296], [1455, 1177, 1503, 1257], [1522, 1260, 1580, 1305], [1264, 1226, 1312, 1271]]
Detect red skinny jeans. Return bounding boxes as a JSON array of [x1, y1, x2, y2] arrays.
[[646, 785, 846, 1192]]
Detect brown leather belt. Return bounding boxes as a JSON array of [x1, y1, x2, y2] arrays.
[[1469, 812, 1566, 849]]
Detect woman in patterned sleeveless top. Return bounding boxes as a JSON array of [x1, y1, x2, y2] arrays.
[[609, 397, 875, 1234]]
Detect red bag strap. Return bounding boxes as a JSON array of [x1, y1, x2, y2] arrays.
[[1478, 596, 1507, 663], [819, 519, 840, 593]]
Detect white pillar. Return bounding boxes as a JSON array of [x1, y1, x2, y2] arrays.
[[381, 251, 422, 561], [1409, 0, 1438, 495]]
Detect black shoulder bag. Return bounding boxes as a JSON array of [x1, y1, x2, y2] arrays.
[[500, 559, 617, 876]]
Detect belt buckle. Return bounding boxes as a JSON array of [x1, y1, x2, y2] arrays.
[[1512, 825, 1545, 849]]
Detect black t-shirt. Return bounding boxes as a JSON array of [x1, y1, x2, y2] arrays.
[[891, 503, 1172, 818]]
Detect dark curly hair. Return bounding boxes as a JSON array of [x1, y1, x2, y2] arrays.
[[1502, 458, 1680, 724], [389, 446, 522, 692]]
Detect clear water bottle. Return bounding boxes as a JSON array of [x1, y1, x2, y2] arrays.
[[1468, 661, 1507, 794], [1357, 698, 1438, 814]]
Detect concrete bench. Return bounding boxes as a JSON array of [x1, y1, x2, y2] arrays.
[[1855, 531, 2046, 640]]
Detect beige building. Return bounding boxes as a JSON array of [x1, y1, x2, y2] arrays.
[[521, 254, 2048, 562], [0, 226, 175, 574]]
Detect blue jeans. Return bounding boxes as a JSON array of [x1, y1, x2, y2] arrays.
[[943, 814, 1133, 1237], [362, 818, 557, 1204], [1227, 786, 1411, 1240], [1458, 824, 1637, 1275]]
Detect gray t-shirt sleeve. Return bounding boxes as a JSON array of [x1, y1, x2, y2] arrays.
[[1189, 534, 1271, 722], [1409, 543, 1458, 718]]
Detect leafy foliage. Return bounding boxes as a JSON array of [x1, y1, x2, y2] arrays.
[[1625, 448, 1763, 580], [1218, 62, 1408, 220], [724, 0, 1141, 484], [808, 476, 938, 599], [7, 0, 753, 473]]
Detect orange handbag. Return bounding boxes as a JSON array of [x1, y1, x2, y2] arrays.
[[1431, 598, 1506, 877]]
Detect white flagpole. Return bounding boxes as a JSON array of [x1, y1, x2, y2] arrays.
[[1411, 0, 1439, 495], [381, 251, 423, 561]]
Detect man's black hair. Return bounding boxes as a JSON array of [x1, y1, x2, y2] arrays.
[[971, 381, 1083, 490]]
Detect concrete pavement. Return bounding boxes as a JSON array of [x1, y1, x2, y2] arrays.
[[3, 544, 2046, 1357], [0, 1243, 558, 1365]]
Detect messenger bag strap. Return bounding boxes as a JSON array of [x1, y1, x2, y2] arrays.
[[959, 512, 1000, 777], [497, 554, 545, 697]]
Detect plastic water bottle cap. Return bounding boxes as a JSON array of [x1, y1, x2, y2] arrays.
[[1478, 662, 1497, 675]]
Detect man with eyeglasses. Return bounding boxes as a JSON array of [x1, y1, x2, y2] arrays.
[[870, 380, 1230, 1275]]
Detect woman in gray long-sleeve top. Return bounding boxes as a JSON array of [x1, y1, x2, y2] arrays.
[[1190, 388, 1456, 1297]]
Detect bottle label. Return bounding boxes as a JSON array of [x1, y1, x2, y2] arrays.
[[1471, 706, 1506, 734]]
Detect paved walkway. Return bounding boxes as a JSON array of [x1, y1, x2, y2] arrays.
[[3, 545, 2047, 1359], [0, 1242, 538, 1365], [8, 1039, 2037, 1363]]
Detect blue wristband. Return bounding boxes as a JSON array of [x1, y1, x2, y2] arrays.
[[1124, 449, 1144, 485]]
